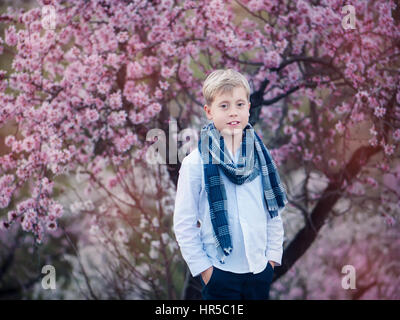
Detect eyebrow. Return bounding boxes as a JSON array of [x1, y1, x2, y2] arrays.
[[218, 99, 246, 104]]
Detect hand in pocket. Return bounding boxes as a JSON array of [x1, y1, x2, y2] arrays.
[[201, 266, 214, 285]]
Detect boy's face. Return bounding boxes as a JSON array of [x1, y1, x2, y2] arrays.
[[204, 86, 251, 139]]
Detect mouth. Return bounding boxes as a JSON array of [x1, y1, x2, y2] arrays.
[[227, 121, 240, 126]]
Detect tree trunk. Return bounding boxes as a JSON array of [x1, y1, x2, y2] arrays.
[[273, 144, 381, 282]]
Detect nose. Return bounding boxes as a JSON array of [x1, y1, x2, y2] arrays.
[[229, 108, 238, 117]]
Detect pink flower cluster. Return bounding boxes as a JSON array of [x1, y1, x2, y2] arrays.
[[114, 132, 138, 154], [0, 191, 64, 243], [108, 110, 127, 127], [0, 174, 15, 209], [264, 51, 282, 69]]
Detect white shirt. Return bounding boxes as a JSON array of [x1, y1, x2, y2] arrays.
[[173, 147, 285, 278]]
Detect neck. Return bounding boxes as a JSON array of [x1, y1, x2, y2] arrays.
[[223, 134, 242, 156]]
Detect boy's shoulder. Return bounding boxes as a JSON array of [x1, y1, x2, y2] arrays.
[[181, 147, 202, 166], [179, 148, 203, 180]]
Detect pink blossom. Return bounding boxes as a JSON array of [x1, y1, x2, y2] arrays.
[[16, 199, 33, 214], [47, 213, 56, 222], [97, 81, 112, 94], [383, 144, 395, 156], [290, 134, 299, 144], [328, 159, 337, 167], [123, 80, 135, 99], [108, 111, 127, 127], [125, 89, 150, 107], [283, 125, 296, 135], [109, 91, 122, 110], [350, 111, 364, 122], [382, 213, 395, 227], [378, 161, 390, 172], [313, 154, 322, 163], [127, 61, 143, 78], [161, 64, 177, 79], [86, 109, 100, 122], [49, 202, 64, 218], [247, 0, 264, 11], [0, 189, 12, 208], [115, 132, 138, 153], [335, 102, 350, 114], [5, 25, 17, 46], [347, 181, 365, 196], [7, 210, 18, 221], [21, 218, 32, 232], [264, 51, 282, 69], [335, 121, 345, 134], [392, 129, 400, 141], [25, 208, 37, 220], [297, 0, 310, 15], [39, 177, 54, 196], [129, 111, 145, 124], [93, 25, 118, 53], [22, 136, 38, 153], [366, 177, 378, 188], [155, 88, 163, 99], [355, 91, 370, 106], [117, 31, 129, 43], [46, 220, 57, 231], [149, 102, 162, 114], [108, 177, 119, 188], [309, 131, 315, 142], [369, 125, 378, 136], [310, 8, 324, 26], [369, 136, 378, 147], [159, 81, 169, 91], [106, 53, 122, 69], [160, 41, 177, 57], [374, 106, 386, 118]]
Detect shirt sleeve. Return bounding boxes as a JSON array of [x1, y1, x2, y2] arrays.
[[265, 206, 285, 267], [173, 156, 213, 277]]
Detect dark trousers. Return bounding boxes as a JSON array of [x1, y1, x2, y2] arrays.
[[199, 263, 274, 300]]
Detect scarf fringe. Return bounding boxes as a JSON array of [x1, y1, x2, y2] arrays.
[[223, 247, 233, 255]]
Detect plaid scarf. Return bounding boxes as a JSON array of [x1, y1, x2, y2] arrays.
[[198, 122, 288, 263]]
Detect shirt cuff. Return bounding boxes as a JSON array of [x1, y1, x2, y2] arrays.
[[189, 258, 214, 278], [266, 249, 282, 267]]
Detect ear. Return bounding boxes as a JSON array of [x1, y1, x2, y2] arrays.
[[204, 105, 212, 120]]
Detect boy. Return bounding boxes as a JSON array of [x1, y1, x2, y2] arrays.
[[173, 69, 288, 300]]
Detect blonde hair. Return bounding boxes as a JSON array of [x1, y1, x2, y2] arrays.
[[202, 69, 251, 106]]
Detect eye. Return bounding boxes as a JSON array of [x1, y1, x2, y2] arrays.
[[220, 104, 228, 108], [238, 103, 244, 107]]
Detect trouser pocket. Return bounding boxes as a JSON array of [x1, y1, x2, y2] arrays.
[[200, 267, 219, 288], [265, 263, 274, 283]]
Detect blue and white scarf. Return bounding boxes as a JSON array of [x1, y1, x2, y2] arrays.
[[198, 122, 288, 263]]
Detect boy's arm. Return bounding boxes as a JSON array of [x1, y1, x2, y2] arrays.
[[173, 157, 213, 278], [266, 207, 285, 268]]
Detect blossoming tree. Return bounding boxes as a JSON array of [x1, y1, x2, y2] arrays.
[[0, 0, 399, 299]]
